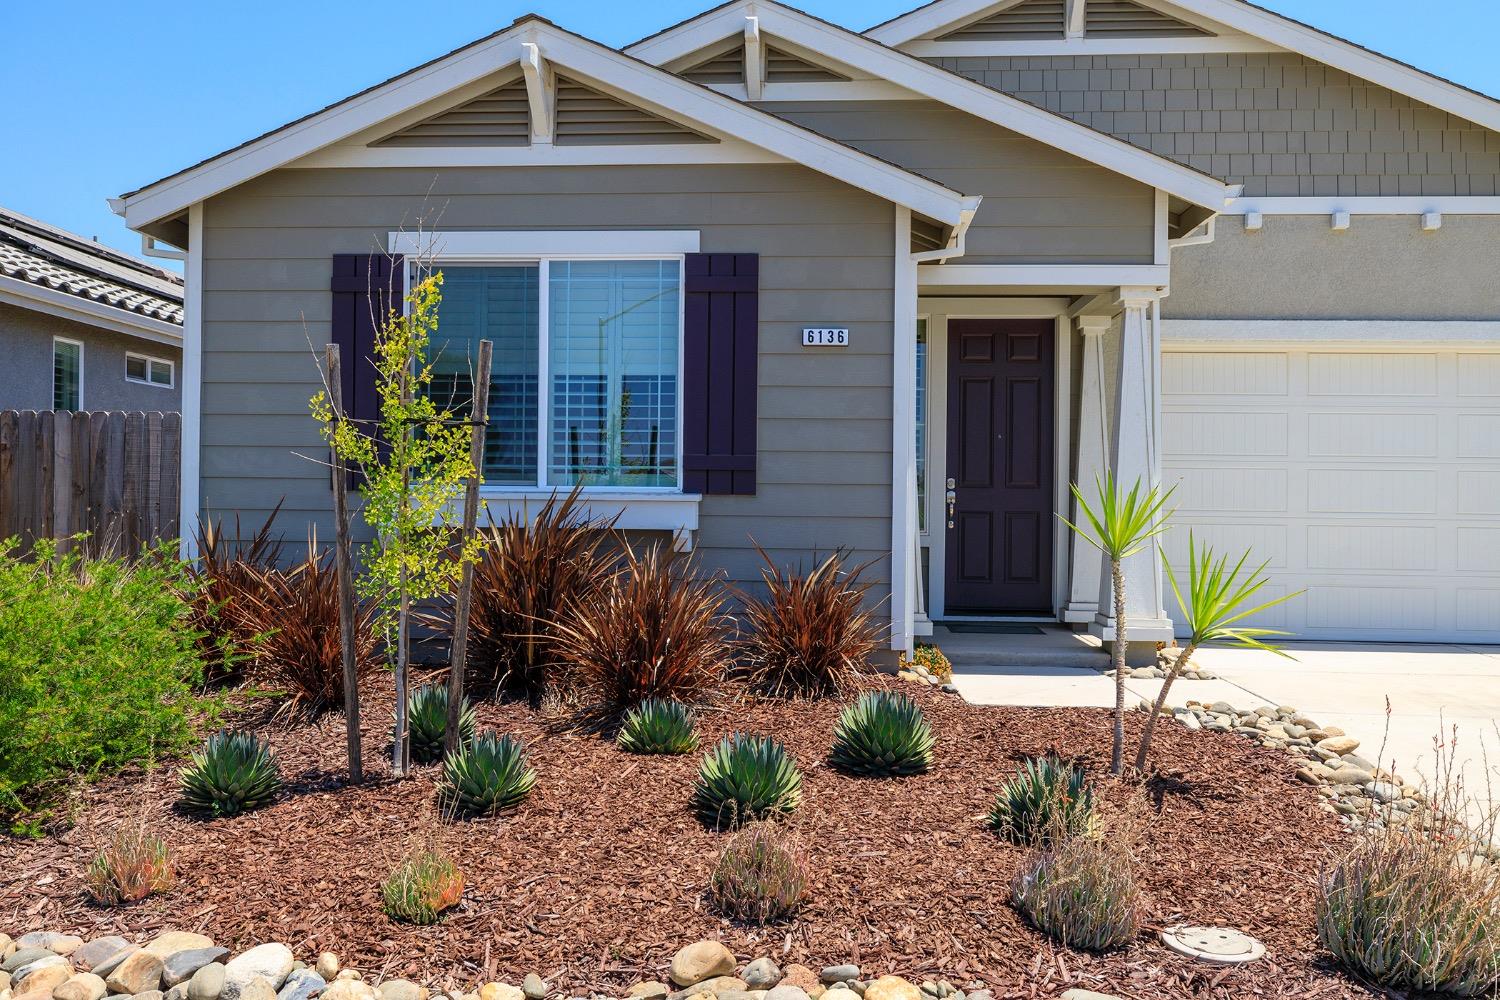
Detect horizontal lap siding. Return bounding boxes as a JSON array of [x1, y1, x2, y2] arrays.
[[200, 164, 894, 618], [758, 100, 1155, 263]]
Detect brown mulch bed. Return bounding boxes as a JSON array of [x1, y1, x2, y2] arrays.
[[2, 676, 1381, 1000]]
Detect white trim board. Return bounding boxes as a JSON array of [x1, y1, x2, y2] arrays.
[[865, 0, 1500, 136], [117, 18, 971, 232], [919, 263, 1170, 287], [626, 1, 1232, 209], [390, 229, 701, 256], [0, 274, 183, 347], [1162, 319, 1500, 346], [1224, 197, 1500, 216], [299, 140, 784, 169], [179, 204, 204, 562]]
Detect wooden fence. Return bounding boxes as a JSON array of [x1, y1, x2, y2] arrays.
[[0, 410, 181, 559]]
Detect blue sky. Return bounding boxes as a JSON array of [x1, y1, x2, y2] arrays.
[[3, 0, 1495, 269]]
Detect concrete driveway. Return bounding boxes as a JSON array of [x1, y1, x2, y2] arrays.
[[952, 636, 1500, 800]]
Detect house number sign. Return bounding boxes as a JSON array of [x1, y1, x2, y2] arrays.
[[803, 327, 850, 347]]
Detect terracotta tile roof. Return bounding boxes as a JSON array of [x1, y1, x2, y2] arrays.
[[0, 206, 183, 327]]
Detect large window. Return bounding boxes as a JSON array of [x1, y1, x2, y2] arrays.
[[53, 338, 81, 410], [427, 259, 681, 490]]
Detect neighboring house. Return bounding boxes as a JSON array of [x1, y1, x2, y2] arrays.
[[112, 0, 1500, 653], [0, 206, 183, 412]]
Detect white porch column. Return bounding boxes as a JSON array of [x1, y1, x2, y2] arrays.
[[1061, 313, 1111, 624], [890, 205, 918, 657], [1089, 287, 1173, 653]]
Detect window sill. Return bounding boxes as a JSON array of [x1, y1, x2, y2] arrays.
[[477, 488, 701, 550]]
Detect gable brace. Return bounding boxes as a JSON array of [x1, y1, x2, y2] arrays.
[[743, 16, 765, 101], [521, 41, 555, 143], [1065, 0, 1086, 38]]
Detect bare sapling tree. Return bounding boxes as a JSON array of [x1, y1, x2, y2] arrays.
[[1060, 473, 1175, 777]]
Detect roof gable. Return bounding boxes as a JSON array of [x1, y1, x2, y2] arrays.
[[866, 0, 1500, 134], [625, 0, 1231, 208], [116, 17, 971, 233]]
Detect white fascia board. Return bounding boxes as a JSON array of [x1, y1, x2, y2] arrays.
[[918, 262, 1171, 286], [390, 230, 702, 256], [298, 139, 785, 169], [865, 0, 1005, 45], [123, 20, 970, 232], [902, 35, 1277, 56], [0, 274, 183, 347], [629, 3, 1232, 209], [1224, 196, 1500, 216]]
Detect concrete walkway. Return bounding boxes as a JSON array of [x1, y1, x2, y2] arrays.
[[950, 631, 1500, 798]]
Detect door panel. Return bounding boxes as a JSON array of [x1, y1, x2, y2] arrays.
[[944, 319, 1056, 613]]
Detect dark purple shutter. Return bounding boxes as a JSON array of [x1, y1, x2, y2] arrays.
[[329, 253, 403, 487], [683, 253, 757, 495]]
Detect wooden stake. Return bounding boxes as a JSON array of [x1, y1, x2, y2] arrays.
[[325, 344, 363, 785], [445, 339, 493, 757]]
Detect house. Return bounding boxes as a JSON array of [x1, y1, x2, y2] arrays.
[[0, 206, 184, 412], [111, 0, 1500, 656]]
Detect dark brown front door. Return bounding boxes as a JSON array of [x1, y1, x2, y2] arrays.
[[944, 319, 1055, 614]]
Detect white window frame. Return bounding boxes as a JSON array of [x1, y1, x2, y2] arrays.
[[395, 231, 701, 517], [52, 336, 84, 410], [125, 351, 175, 389]]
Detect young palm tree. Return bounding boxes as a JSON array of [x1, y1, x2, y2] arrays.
[[1135, 533, 1304, 772], [1061, 474, 1175, 776]]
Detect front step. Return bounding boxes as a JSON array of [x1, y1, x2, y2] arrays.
[[933, 626, 1111, 671]]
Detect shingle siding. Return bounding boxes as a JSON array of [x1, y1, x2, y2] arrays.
[[930, 52, 1500, 196]]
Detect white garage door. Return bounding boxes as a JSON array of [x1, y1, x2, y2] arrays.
[[1162, 346, 1500, 643]]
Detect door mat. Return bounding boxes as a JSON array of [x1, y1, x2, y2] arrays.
[[939, 623, 1046, 635]]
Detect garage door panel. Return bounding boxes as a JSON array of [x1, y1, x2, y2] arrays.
[[1305, 586, 1437, 632], [1307, 412, 1437, 458], [1307, 469, 1435, 514], [1165, 411, 1287, 457], [1163, 522, 1288, 568], [1308, 352, 1437, 395], [1164, 345, 1500, 643], [1163, 351, 1287, 395], [1306, 524, 1436, 572], [1168, 465, 1288, 512]]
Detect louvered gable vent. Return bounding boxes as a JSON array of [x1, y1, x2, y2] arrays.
[[555, 76, 716, 144], [765, 47, 849, 83], [1085, 0, 1212, 37], [939, 0, 1065, 41], [374, 79, 529, 147], [680, 43, 745, 85]]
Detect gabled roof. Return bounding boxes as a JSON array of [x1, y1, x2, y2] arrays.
[[865, 0, 1500, 134], [0, 205, 183, 342], [624, 0, 1234, 209], [115, 15, 974, 234]]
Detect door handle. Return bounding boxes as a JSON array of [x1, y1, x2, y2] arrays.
[[945, 481, 957, 529]]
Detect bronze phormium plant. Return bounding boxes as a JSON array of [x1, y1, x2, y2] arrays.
[[462, 487, 616, 699], [189, 504, 286, 682], [736, 545, 882, 699], [551, 543, 730, 714]]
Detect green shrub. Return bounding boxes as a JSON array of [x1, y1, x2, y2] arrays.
[[179, 730, 282, 817], [438, 732, 536, 818], [406, 683, 476, 764], [617, 699, 699, 755], [382, 849, 464, 924], [829, 690, 934, 777], [1318, 827, 1500, 996], [988, 756, 1095, 845], [0, 539, 206, 825], [692, 734, 802, 829], [709, 821, 809, 924], [1012, 826, 1142, 952]]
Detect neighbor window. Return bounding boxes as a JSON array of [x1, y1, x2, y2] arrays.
[[53, 338, 81, 410], [125, 352, 174, 388], [425, 259, 681, 490]]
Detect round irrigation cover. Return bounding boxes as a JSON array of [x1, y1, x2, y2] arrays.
[[1160, 926, 1266, 964]]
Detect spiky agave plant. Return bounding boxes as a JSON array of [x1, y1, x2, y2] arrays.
[[437, 731, 537, 818], [179, 730, 282, 818], [405, 683, 477, 764], [692, 734, 802, 829], [988, 756, 1095, 845], [617, 699, 699, 755], [829, 690, 935, 777]]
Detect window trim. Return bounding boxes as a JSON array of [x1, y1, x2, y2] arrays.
[[125, 351, 175, 389], [52, 336, 84, 410], [407, 243, 691, 498]]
